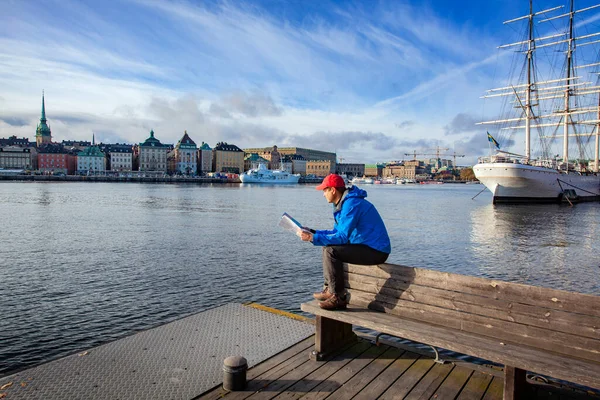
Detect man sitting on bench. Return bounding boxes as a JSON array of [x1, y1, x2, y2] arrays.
[[300, 174, 391, 310]]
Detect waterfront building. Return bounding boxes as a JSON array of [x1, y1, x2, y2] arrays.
[[102, 144, 133, 172], [0, 146, 34, 170], [198, 142, 213, 175], [76, 136, 106, 174], [243, 146, 336, 163], [405, 159, 425, 168], [244, 153, 270, 171], [62, 140, 91, 151], [35, 93, 52, 147], [426, 158, 453, 170], [365, 163, 385, 177], [0, 136, 31, 147], [336, 163, 364, 178], [306, 160, 335, 177], [288, 154, 307, 176], [170, 131, 197, 175], [37, 144, 76, 175], [213, 142, 244, 173], [384, 164, 419, 179], [138, 130, 169, 172]]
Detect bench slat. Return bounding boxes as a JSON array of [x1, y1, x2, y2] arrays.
[[345, 273, 600, 341], [345, 264, 600, 318], [348, 289, 600, 364], [301, 300, 600, 391]]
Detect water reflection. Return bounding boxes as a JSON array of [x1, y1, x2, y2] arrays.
[[469, 203, 599, 293]]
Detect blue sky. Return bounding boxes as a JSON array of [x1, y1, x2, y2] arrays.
[[1, 0, 600, 164]]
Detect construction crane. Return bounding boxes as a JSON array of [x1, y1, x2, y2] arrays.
[[449, 151, 466, 170], [404, 147, 464, 171]]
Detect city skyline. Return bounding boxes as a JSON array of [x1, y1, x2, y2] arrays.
[[2, 0, 600, 164]]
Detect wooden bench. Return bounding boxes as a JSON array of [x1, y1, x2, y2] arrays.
[[301, 263, 600, 399]]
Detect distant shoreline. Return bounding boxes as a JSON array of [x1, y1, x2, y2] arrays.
[[0, 175, 471, 184], [0, 174, 325, 184]]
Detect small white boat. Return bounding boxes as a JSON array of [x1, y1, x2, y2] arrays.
[[240, 163, 300, 184], [351, 177, 374, 184]]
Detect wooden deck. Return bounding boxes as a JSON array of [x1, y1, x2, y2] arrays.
[[197, 335, 596, 400]]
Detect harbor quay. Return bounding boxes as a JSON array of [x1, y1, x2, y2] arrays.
[[1, 264, 598, 400], [0, 174, 323, 185]]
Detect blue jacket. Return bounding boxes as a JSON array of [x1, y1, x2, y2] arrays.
[[312, 186, 391, 254]]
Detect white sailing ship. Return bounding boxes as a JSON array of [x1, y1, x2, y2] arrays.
[[473, 1, 600, 203], [239, 163, 300, 184]]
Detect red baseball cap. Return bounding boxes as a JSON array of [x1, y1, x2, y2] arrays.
[[316, 174, 346, 190]]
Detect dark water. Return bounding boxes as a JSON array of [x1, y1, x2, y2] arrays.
[[1, 182, 599, 376]]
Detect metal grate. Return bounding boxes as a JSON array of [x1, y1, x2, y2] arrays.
[[0, 303, 314, 399]]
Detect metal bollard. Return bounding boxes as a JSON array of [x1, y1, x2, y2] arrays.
[[222, 355, 247, 391]]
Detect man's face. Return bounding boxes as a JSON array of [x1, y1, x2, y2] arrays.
[[322, 186, 337, 203]]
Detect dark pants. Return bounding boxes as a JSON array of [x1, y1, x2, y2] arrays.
[[322, 244, 389, 296]]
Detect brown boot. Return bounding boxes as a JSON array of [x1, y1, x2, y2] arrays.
[[313, 288, 334, 301], [319, 294, 348, 310]]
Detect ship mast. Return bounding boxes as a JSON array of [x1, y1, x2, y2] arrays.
[[563, 0, 575, 169], [525, 0, 533, 160], [597, 96, 600, 172]]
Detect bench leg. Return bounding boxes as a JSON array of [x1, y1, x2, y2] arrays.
[[503, 366, 527, 400], [310, 316, 357, 361]]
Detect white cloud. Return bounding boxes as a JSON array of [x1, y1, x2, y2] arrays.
[[0, 0, 513, 162]]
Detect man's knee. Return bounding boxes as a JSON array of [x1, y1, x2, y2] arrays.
[[323, 246, 337, 259]]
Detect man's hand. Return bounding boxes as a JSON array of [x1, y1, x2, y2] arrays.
[[300, 231, 313, 242]]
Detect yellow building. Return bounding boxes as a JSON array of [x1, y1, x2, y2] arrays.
[[213, 142, 244, 173], [306, 160, 335, 177], [384, 165, 417, 179]]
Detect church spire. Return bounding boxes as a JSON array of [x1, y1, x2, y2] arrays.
[[41, 90, 47, 123], [36, 91, 52, 146]]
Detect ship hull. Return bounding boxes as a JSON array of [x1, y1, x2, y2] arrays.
[[473, 163, 600, 204], [239, 174, 300, 184]]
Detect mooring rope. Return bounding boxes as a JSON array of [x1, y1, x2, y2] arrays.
[[556, 178, 600, 196], [471, 186, 488, 200]]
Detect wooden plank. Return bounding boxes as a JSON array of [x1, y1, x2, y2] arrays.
[[197, 336, 315, 400], [482, 377, 504, 400], [209, 348, 312, 400], [348, 290, 600, 363], [216, 339, 364, 400], [430, 365, 473, 400], [345, 264, 600, 318], [352, 351, 421, 400], [378, 358, 436, 400], [325, 346, 403, 400], [456, 370, 495, 400], [503, 366, 527, 400], [402, 362, 454, 400], [247, 343, 370, 400], [297, 344, 389, 400], [346, 273, 600, 341], [273, 340, 374, 400], [301, 301, 600, 390]]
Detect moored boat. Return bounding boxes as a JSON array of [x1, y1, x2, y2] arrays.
[[351, 177, 374, 184], [473, 1, 600, 204], [239, 163, 300, 184]]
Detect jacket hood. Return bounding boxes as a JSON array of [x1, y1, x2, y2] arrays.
[[346, 185, 367, 199], [334, 185, 367, 212]]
